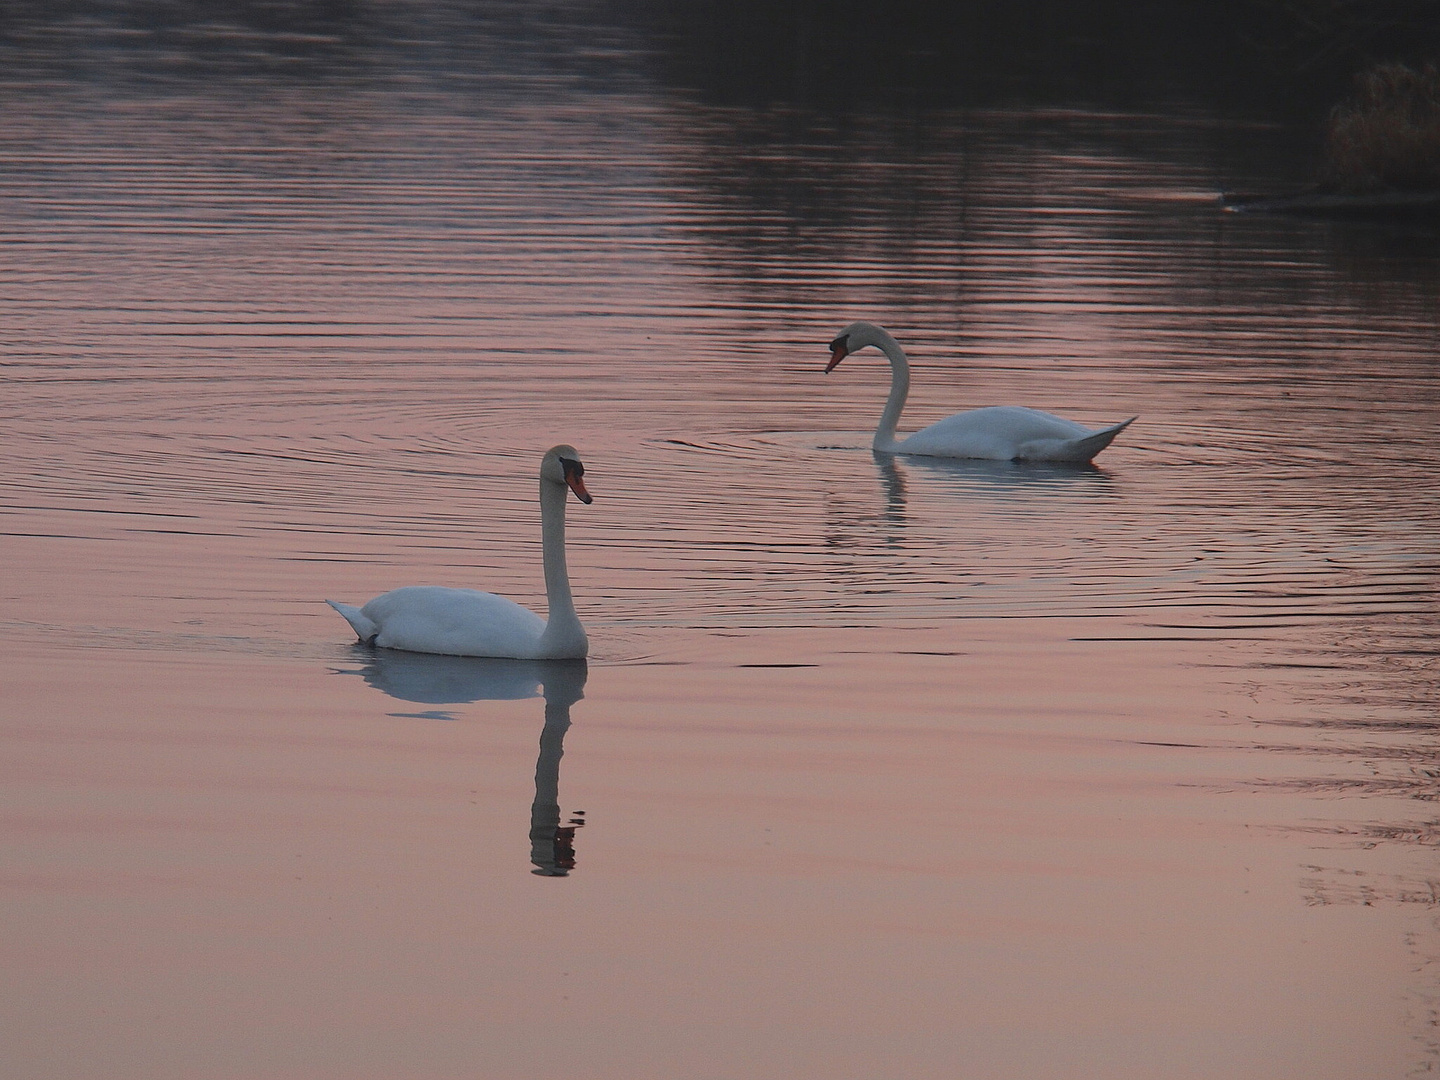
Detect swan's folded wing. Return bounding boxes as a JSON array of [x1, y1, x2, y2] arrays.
[[900, 408, 1135, 462], [900, 406, 1088, 460], [361, 586, 548, 657]]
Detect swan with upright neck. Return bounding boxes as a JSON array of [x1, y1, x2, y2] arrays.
[[826, 321, 1135, 463], [327, 445, 593, 659]]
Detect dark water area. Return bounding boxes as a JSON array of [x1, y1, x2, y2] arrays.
[[3, 3, 1440, 1078]]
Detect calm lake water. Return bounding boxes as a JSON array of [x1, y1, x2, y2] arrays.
[[4, 6, 1440, 1079]]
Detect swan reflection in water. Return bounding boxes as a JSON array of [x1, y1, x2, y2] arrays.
[[821, 448, 1120, 559], [873, 448, 1116, 506], [333, 647, 588, 876]]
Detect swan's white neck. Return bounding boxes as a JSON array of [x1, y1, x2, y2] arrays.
[[866, 326, 910, 452], [537, 479, 586, 657]]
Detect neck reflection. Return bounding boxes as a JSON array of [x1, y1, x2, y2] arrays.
[[333, 648, 589, 876], [528, 660, 587, 877]]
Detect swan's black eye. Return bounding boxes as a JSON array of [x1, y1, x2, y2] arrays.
[[828, 335, 848, 352], [559, 457, 583, 478]]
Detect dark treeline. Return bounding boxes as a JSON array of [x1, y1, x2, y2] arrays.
[[616, 0, 1440, 114], [0, 1, 632, 85], [0, 0, 376, 74], [0, 0, 367, 35], [0, 0, 1436, 115]]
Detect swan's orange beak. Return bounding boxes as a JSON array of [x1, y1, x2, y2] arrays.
[[561, 459, 593, 504], [825, 336, 849, 372]]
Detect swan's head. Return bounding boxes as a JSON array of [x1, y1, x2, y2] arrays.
[[825, 320, 893, 372], [541, 444, 593, 504]]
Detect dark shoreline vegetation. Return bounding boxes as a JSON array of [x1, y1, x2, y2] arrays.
[[1325, 62, 1440, 193], [1224, 61, 1440, 220]]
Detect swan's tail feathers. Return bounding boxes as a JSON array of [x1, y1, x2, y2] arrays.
[[1071, 416, 1137, 462], [327, 600, 378, 645]]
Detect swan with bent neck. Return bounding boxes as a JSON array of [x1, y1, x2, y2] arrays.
[[826, 321, 1135, 463], [327, 445, 593, 659]]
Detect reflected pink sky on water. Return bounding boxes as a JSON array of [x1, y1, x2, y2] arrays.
[[3, 14, 1440, 1079], [4, 631, 1427, 1079]]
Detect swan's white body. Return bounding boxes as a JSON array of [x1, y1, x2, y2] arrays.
[[826, 321, 1135, 463], [327, 445, 592, 659]]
